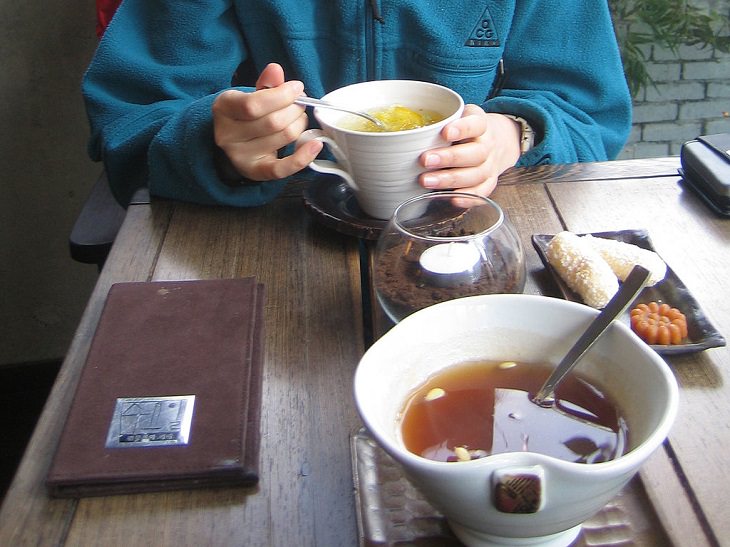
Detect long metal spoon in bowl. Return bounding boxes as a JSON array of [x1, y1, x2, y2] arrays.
[[294, 96, 387, 130], [532, 264, 651, 407]]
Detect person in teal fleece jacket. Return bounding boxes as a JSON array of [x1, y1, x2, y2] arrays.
[[82, 0, 632, 209]]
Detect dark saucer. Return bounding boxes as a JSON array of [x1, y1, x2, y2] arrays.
[[302, 175, 387, 240]]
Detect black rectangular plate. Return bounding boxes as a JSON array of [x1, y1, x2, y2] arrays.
[[532, 229, 725, 356]]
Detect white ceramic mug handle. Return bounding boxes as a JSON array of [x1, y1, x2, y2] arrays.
[[296, 129, 359, 191]]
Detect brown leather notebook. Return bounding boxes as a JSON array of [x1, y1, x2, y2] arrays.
[[46, 278, 265, 497]]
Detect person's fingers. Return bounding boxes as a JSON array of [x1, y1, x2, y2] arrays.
[[422, 141, 488, 170], [214, 94, 307, 148], [244, 82, 305, 120], [221, 111, 320, 180], [225, 111, 309, 155], [212, 63, 323, 182], [420, 167, 498, 198], [214, 81, 305, 124], [235, 103, 308, 142], [420, 162, 492, 191], [418, 107, 521, 195], [255, 63, 286, 90], [248, 139, 323, 181], [441, 104, 488, 142], [212, 89, 247, 118], [422, 106, 488, 168]]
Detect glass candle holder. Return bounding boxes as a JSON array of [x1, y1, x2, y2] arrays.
[[373, 192, 526, 323]]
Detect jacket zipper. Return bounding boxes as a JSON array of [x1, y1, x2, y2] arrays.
[[369, 0, 384, 23], [366, 0, 384, 80]]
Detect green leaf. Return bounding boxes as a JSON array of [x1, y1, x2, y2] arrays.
[[609, 0, 730, 96]]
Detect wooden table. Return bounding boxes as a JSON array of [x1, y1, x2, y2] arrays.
[[1, 157, 728, 547]]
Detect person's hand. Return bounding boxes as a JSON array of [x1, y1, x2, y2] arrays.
[[212, 63, 323, 182], [418, 105, 522, 197]]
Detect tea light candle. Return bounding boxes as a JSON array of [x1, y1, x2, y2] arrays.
[[419, 242, 482, 287]]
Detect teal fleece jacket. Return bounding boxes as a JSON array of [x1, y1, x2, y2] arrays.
[[82, 0, 632, 207]]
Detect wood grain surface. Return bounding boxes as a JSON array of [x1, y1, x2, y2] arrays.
[[546, 176, 729, 547], [2, 156, 727, 547]]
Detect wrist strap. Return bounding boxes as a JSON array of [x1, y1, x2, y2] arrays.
[[503, 115, 535, 154]]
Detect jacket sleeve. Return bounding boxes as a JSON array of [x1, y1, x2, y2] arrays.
[[82, 0, 287, 207], [483, 0, 632, 166]]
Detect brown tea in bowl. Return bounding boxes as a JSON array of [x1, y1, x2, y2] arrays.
[[400, 359, 628, 464]]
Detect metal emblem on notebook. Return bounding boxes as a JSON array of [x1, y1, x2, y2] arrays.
[[105, 395, 195, 448]]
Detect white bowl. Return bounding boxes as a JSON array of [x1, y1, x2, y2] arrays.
[[354, 294, 678, 547]]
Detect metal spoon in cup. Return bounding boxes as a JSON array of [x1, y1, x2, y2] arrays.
[[532, 264, 651, 407], [294, 96, 387, 130]]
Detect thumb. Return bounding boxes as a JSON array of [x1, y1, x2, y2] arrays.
[[256, 63, 286, 90]]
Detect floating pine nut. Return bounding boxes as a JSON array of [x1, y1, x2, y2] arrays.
[[424, 388, 446, 401], [454, 446, 471, 462]]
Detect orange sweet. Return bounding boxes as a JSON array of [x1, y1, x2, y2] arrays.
[[630, 302, 688, 345]]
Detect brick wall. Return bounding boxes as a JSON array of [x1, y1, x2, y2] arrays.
[[618, 1, 730, 159]]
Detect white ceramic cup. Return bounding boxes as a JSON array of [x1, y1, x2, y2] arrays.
[[296, 80, 465, 220], [354, 294, 678, 547]]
